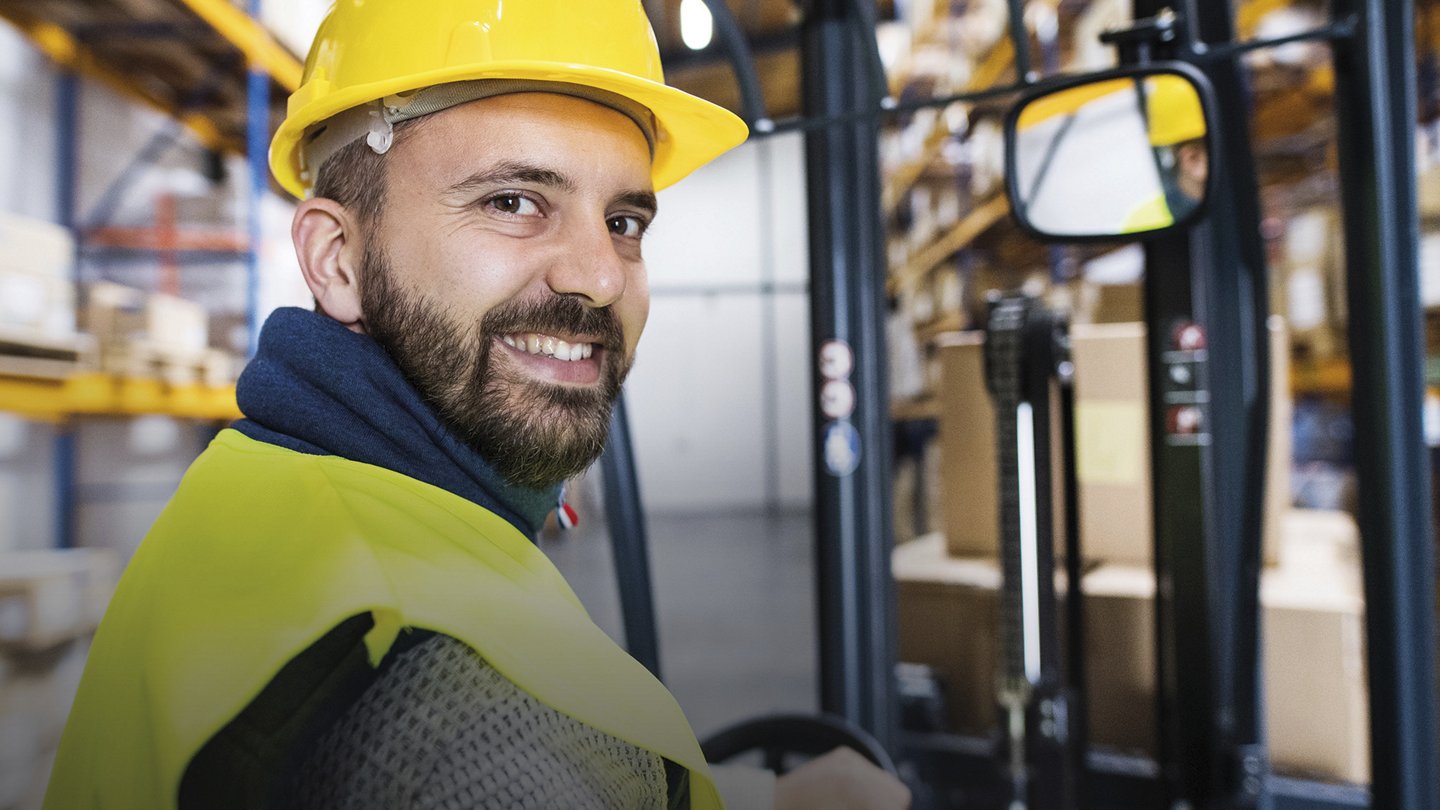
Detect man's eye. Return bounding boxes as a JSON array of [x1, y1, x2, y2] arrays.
[[609, 215, 646, 238], [488, 194, 540, 216]]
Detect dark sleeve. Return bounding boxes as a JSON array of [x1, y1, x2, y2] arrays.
[[177, 613, 434, 810]]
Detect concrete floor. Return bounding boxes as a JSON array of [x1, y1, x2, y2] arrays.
[[540, 506, 819, 738]]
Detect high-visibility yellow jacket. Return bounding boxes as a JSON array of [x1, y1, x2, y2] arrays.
[[1121, 192, 1176, 233], [45, 429, 721, 809]]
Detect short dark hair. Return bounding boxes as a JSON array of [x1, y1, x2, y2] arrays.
[[311, 118, 428, 225]]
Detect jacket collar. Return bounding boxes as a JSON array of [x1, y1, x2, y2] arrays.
[[233, 307, 559, 537]]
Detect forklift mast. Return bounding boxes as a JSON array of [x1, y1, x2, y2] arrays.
[[795, 0, 1438, 807], [603, 0, 1438, 807]]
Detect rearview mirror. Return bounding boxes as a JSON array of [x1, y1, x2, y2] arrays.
[[1004, 65, 1216, 241]]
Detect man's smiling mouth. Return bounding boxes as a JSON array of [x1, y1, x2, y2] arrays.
[[501, 333, 598, 363]]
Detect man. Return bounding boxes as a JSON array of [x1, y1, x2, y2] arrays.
[[1122, 74, 1210, 232], [46, 2, 910, 809]]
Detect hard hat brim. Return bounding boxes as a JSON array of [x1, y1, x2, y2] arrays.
[[270, 61, 750, 199]]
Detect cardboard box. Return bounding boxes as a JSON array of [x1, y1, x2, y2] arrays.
[[0, 270, 76, 343], [895, 533, 1141, 750], [894, 533, 1002, 734], [1071, 323, 1152, 566], [1080, 565, 1157, 754], [0, 638, 90, 810], [1263, 562, 1368, 783], [939, 321, 1291, 567], [937, 333, 998, 558], [146, 293, 209, 355], [0, 550, 117, 651], [0, 213, 79, 350], [1084, 509, 1367, 781], [0, 213, 73, 282], [896, 510, 1368, 782]]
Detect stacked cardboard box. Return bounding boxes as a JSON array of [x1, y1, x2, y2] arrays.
[[901, 318, 1366, 783], [937, 320, 1292, 566], [82, 282, 229, 386], [0, 214, 81, 363], [895, 513, 1369, 784], [0, 550, 116, 650], [0, 550, 117, 809]]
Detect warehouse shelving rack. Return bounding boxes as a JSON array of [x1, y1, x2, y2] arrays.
[[0, 0, 303, 547]]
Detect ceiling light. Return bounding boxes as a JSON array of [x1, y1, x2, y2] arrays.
[[680, 0, 714, 51]]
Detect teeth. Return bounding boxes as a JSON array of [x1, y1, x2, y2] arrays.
[[505, 333, 595, 363]]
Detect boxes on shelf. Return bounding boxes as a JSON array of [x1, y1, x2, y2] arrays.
[[1069, 323, 1152, 567], [937, 321, 1291, 567], [82, 282, 229, 386], [0, 550, 118, 651], [895, 509, 1369, 784], [1281, 207, 1348, 363], [893, 533, 1002, 735], [0, 638, 91, 810], [935, 332, 997, 558], [0, 212, 78, 345], [1072, 282, 1144, 325]]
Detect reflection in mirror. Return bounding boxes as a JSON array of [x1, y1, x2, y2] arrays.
[[1011, 73, 1209, 239]]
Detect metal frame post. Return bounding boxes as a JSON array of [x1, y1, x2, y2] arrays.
[[54, 69, 80, 550], [599, 394, 664, 679], [1120, 1, 1275, 805], [245, 0, 267, 357], [800, 0, 897, 749], [1328, 0, 1440, 806]]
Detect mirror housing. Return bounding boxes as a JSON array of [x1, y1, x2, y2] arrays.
[[1004, 63, 1218, 242]]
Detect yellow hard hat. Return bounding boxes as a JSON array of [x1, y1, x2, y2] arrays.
[[1145, 74, 1206, 148], [269, 0, 750, 199]]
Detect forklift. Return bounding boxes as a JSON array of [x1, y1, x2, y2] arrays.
[[600, 0, 1438, 807]]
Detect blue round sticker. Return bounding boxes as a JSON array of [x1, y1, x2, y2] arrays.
[[823, 421, 862, 478]]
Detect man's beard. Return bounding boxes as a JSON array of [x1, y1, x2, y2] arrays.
[[360, 247, 631, 490]]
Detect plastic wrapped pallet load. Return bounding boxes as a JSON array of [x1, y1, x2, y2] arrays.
[[0, 212, 77, 345]]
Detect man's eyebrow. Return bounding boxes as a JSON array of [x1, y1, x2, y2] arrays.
[[444, 161, 577, 195], [614, 190, 659, 216]]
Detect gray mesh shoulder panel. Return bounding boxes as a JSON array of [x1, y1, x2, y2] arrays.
[[283, 634, 669, 810]]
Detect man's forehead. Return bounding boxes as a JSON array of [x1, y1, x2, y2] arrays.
[[403, 93, 656, 190]]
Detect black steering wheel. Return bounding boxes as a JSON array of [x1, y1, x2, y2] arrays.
[[700, 712, 898, 776]]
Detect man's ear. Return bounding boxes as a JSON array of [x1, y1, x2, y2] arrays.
[[293, 198, 367, 331]]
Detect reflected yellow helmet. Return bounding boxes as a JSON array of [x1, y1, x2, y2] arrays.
[[1145, 74, 1206, 147], [269, 0, 750, 199]]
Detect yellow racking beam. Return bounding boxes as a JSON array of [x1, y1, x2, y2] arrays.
[[0, 0, 303, 154], [0, 374, 240, 423], [888, 193, 1011, 295], [11, 19, 230, 152], [179, 0, 303, 92]]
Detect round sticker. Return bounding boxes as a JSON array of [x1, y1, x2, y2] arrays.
[[820, 380, 857, 420], [823, 421, 862, 478], [819, 340, 855, 381]]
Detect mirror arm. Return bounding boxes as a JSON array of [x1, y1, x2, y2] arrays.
[[1099, 8, 1184, 65], [1191, 17, 1359, 63], [1004, 0, 1036, 85]]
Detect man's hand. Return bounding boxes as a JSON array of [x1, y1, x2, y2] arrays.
[[773, 747, 911, 810]]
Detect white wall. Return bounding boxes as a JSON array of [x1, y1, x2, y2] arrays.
[[627, 133, 815, 513]]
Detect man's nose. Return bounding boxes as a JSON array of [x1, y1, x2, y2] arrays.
[[545, 222, 629, 308]]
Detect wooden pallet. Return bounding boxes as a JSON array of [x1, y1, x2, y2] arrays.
[[100, 340, 233, 388], [0, 327, 97, 381]]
